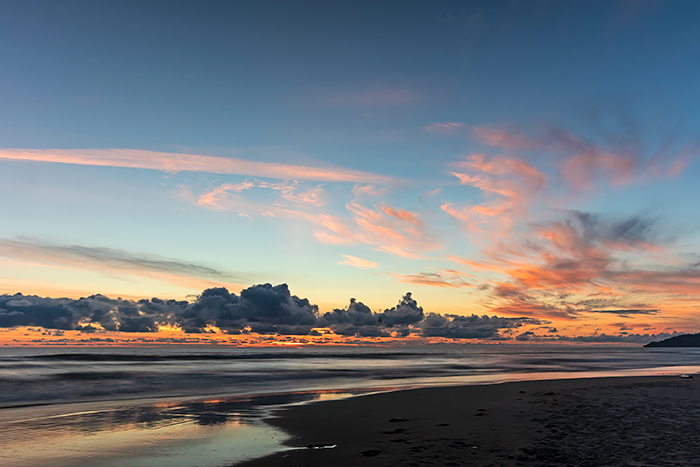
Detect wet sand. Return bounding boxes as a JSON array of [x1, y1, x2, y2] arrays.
[[235, 375, 700, 467]]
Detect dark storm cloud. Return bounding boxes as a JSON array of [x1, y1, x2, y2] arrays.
[[515, 331, 536, 341], [317, 294, 420, 337], [176, 283, 319, 334], [319, 298, 388, 336], [0, 294, 76, 329], [2, 285, 542, 340], [317, 293, 427, 337], [421, 313, 540, 339], [378, 292, 424, 326], [0, 293, 172, 332]]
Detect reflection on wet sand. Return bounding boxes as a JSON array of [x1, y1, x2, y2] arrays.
[[0, 390, 360, 467]]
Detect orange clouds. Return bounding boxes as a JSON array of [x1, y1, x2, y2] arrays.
[[443, 153, 546, 234], [422, 123, 698, 329], [346, 203, 438, 258], [448, 210, 700, 326], [311, 203, 438, 259], [381, 205, 422, 226], [338, 255, 378, 269]]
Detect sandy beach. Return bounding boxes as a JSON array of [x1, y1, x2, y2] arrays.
[[236, 375, 700, 467]]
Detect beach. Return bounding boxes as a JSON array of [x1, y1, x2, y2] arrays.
[[3, 347, 700, 467], [236, 375, 700, 467]]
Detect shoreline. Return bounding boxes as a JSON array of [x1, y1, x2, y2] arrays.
[[234, 374, 700, 467]]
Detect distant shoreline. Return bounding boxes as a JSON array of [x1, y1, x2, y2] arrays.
[[236, 375, 700, 467]]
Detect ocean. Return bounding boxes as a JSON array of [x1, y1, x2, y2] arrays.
[[1, 344, 699, 466]]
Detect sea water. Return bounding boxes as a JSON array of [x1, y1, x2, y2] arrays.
[[1, 344, 699, 466]]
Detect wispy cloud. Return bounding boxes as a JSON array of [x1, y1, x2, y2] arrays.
[[390, 270, 474, 288], [0, 148, 397, 184], [471, 125, 699, 191], [338, 255, 378, 269], [0, 238, 242, 289], [424, 122, 465, 134], [442, 153, 547, 234], [345, 202, 438, 258], [198, 180, 326, 210]]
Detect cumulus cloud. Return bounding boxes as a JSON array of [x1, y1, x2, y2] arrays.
[[0, 293, 185, 332], [1, 286, 543, 341], [422, 313, 540, 339], [177, 284, 319, 335], [377, 292, 425, 327], [316, 293, 425, 337], [319, 298, 385, 337]]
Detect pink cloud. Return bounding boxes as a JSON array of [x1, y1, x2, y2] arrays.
[[560, 150, 637, 191], [351, 183, 387, 198], [197, 180, 326, 210], [472, 126, 537, 150], [0, 148, 396, 184], [470, 125, 698, 192]]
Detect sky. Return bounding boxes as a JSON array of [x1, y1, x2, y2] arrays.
[[0, 0, 698, 346]]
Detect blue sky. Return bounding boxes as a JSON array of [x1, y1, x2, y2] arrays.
[[0, 0, 698, 343]]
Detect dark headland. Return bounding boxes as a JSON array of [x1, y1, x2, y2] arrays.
[[644, 333, 700, 347]]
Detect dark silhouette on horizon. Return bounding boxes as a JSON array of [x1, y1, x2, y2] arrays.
[[645, 333, 700, 347]]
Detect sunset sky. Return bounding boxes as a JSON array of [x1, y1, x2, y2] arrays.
[[1, 0, 698, 345]]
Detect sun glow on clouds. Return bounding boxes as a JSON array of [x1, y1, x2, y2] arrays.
[[0, 148, 397, 184], [338, 255, 378, 269], [436, 124, 699, 334], [2, 1, 698, 346], [1, 121, 698, 343]]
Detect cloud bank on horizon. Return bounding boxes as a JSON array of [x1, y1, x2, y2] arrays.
[[0, 1, 698, 343], [0, 284, 677, 344]]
